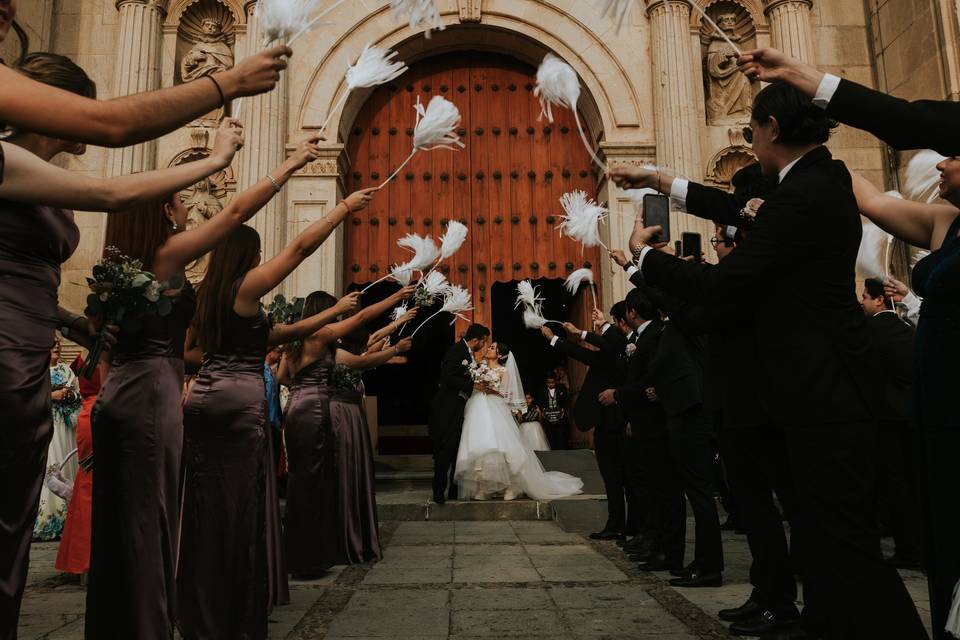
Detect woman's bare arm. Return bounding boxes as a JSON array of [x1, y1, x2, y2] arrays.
[[851, 172, 957, 249], [313, 287, 417, 347], [0, 46, 290, 146], [336, 337, 412, 370], [267, 293, 361, 347]]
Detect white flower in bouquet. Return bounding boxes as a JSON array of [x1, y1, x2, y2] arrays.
[[143, 281, 162, 303]]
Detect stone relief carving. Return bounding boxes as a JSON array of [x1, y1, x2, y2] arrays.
[[458, 0, 483, 23], [705, 146, 757, 187], [176, 0, 236, 85], [704, 13, 752, 123]]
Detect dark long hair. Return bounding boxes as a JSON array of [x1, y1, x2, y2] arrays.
[[194, 226, 262, 353], [16, 52, 96, 98], [102, 194, 177, 270]]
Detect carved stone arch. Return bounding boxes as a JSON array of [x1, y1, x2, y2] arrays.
[[690, 0, 768, 34], [164, 0, 245, 27], [704, 146, 756, 188], [296, 2, 648, 150]]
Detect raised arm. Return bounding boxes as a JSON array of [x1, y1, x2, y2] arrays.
[[313, 286, 417, 346], [0, 122, 242, 211], [235, 187, 379, 312], [154, 132, 322, 279], [368, 307, 418, 346], [0, 46, 290, 147], [267, 292, 361, 347], [851, 172, 957, 250], [336, 337, 413, 370]]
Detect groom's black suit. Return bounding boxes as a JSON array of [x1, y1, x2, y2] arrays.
[[428, 340, 474, 501]]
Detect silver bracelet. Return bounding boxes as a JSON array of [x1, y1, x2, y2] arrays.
[[267, 174, 282, 193]]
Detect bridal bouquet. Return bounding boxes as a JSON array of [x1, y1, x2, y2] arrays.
[[266, 294, 306, 351], [469, 361, 501, 392], [80, 247, 183, 378]]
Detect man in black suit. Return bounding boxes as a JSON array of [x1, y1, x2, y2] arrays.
[[609, 82, 927, 639], [541, 316, 634, 540], [533, 372, 569, 451], [427, 323, 489, 504], [862, 278, 922, 569]]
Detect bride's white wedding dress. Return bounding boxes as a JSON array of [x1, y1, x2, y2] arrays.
[[454, 355, 583, 501]]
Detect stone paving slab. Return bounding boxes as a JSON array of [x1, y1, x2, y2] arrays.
[[450, 587, 554, 610]]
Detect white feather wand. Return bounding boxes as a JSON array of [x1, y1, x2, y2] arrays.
[[515, 281, 562, 328], [904, 150, 947, 204], [534, 53, 607, 171], [564, 267, 597, 309], [410, 285, 473, 337], [391, 303, 409, 323], [558, 190, 609, 251], [360, 233, 439, 293], [315, 44, 408, 138], [377, 96, 465, 190], [391, 0, 444, 36]]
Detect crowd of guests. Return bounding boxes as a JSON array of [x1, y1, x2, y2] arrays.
[[1, 0, 959, 636]]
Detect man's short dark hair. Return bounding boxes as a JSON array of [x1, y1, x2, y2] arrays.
[[610, 301, 627, 324], [752, 81, 838, 146], [625, 288, 657, 322], [464, 324, 490, 342], [864, 278, 893, 310]]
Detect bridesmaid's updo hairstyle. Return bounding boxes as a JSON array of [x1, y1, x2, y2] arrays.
[[15, 52, 96, 99], [289, 290, 338, 358], [193, 226, 262, 354], [496, 342, 510, 366]]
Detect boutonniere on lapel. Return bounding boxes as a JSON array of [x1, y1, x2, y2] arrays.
[[740, 198, 765, 221], [461, 359, 469, 366], [625, 343, 637, 357]]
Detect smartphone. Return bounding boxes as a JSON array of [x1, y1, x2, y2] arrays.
[[643, 194, 671, 244], [682, 232, 702, 262], [674, 241, 682, 256]]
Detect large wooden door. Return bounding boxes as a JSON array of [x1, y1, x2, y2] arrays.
[[344, 53, 602, 327]]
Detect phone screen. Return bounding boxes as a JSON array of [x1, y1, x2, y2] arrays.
[[682, 232, 702, 261], [643, 194, 671, 244]]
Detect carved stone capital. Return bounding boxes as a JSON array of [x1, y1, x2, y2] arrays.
[[116, 0, 166, 14], [762, 0, 813, 15], [643, 0, 692, 17], [458, 0, 482, 23]]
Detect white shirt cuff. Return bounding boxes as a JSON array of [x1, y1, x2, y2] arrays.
[[550, 336, 559, 347], [636, 246, 654, 271], [813, 73, 841, 110], [600, 323, 610, 335], [669, 178, 689, 208], [625, 265, 639, 278], [580, 331, 588, 340]]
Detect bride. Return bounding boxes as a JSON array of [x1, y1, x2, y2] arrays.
[[455, 342, 583, 501]]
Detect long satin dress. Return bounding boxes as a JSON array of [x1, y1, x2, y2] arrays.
[[329, 382, 383, 564], [283, 349, 338, 574], [0, 143, 80, 639], [86, 279, 195, 640], [179, 296, 283, 639]]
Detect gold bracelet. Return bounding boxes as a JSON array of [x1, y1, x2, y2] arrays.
[[266, 174, 282, 193]]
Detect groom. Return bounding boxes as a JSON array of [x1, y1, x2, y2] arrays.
[[428, 324, 490, 504]]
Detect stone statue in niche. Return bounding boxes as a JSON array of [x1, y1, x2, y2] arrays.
[[180, 17, 234, 82], [705, 13, 752, 123], [180, 171, 227, 282]]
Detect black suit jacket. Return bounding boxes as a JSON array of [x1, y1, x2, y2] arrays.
[[866, 311, 915, 423], [551, 331, 627, 433], [614, 319, 668, 439], [428, 341, 474, 434], [639, 146, 874, 426], [827, 78, 960, 156]]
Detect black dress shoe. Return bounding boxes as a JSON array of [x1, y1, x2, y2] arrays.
[[669, 561, 696, 578], [628, 551, 654, 563], [623, 536, 652, 554], [730, 610, 800, 637], [638, 554, 681, 572], [719, 599, 762, 622], [589, 529, 625, 541], [668, 570, 722, 588], [433, 494, 446, 505]]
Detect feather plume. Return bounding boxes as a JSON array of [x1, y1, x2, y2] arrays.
[[391, 0, 444, 36], [420, 270, 449, 295], [904, 150, 947, 204], [856, 220, 895, 279], [397, 233, 441, 272], [391, 262, 415, 286], [597, 0, 633, 34], [534, 53, 580, 124], [347, 44, 408, 89], [391, 303, 409, 323], [439, 220, 468, 259], [414, 96, 464, 151], [256, 0, 320, 43], [410, 285, 472, 337], [558, 190, 609, 250], [515, 280, 544, 310], [523, 307, 548, 330], [564, 268, 595, 295]]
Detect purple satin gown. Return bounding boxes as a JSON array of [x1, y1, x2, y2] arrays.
[[179, 287, 285, 640], [86, 279, 195, 640], [0, 143, 80, 640]]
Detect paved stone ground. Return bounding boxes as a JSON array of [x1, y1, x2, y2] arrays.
[[18, 519, 933, 639]]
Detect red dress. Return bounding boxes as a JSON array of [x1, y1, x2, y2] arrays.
[[55, 356, 100, 574]]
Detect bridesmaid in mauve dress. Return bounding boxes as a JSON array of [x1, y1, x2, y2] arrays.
[[178, 184, 377, 639], [281, 288, 414, 574]]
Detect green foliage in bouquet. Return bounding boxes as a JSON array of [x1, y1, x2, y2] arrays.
[[266, 294, 305, 350], [80, 246, 183, 378], [331, 363, 362, 393]]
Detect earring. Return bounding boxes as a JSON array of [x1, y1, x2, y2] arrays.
[[171, 221, 179, 231]]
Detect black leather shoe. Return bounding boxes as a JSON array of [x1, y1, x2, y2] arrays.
[[432, 494, 446, 505], [670, 561, 696, 578], [730, 610, 800, 637], [668, 570, 722, 588], [589, 529, 625, 541], [628, 551, 654, 563], [623, 536, 652, 554], [719, 599, 762, 622], [638, 554, 681, 572]]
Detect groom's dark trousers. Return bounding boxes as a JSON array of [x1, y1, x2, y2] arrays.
[[429, 340, 474, 500]]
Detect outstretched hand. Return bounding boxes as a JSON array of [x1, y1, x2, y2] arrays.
[[222, 45, 291, 99], [608, 165, 657, 191], [210, 118, 244, 168], [736, 47, 823, 97], [540, 325, 555, 340], [344, 188, 378, 213], [609, 249, 629, 268]]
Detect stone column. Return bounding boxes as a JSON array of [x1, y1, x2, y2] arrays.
[[109, 0, 164, 175], [764, 0, 816, 62], [644, 0, 713, 240], [237, 0, 288, 267]]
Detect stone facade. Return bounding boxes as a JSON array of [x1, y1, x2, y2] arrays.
[[7, 0, 953, 312]]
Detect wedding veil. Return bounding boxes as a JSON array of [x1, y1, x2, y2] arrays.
[[502, 352, 527, 413]]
